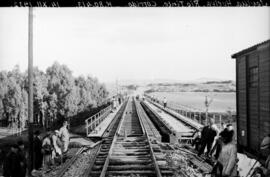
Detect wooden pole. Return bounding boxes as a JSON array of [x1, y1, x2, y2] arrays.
[[28, 7, 34, 173]]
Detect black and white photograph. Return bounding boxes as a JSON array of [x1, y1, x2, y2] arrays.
[[0, 6, 269, 177]]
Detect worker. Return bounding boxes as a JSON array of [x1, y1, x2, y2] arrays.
[[33, 130, 43, 170], [211, 124, 234, 160], [198, 118, 219, 157], [252, 134, 270, 177], [42, 133, 53, 169], [111, 97, 116, 110], [192, 128, 203, 151], [59, 120, 70, 154], [215, 128, 237, 177], [51, 130, 62, 165], [163, 97, 167, 109], [118, 97, 121, 105]]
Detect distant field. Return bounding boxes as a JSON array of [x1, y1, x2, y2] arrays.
[[149, 92, 236, 113]]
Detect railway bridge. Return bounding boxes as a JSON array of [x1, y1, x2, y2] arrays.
[[44, 96, 212, 177]]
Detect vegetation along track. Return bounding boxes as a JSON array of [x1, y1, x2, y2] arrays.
[[89, 97, 173, 177]]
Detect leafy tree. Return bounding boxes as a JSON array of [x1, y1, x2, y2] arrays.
[[0, 62, 109, 129], [32, 67, 48, 126], [0, 71, 9, 125], [46, 62, 79, 118], [75, 76, 94, 112], [44, 93, 58, 128], [0, 66, 27, 131]]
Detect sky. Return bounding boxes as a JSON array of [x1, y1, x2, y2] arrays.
[[0, 7, 269, 84]]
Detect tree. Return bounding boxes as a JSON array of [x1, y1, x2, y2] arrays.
[[44, 93, 57, 129], [0, 62, 109, 129], [0, 71, 9, 125], [32, 67, 48, 126], [46, 62, 79, 119], [85, 76, 108, 107], [0, 66, 27, 133], [75, 76, 94, 112]]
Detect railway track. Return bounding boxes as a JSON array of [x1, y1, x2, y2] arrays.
[[85, 100, 128, 177], [89, 97, 173, 177], [56, 147, 85, 177], [56, 101, 129, 177], [103, 98, 158, 177], [57, 96, 204, 177]]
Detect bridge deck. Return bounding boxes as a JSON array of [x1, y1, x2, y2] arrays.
[[144, 101, 193, 133], [148, 100, 203, 130], [87, 105, 122, 138]]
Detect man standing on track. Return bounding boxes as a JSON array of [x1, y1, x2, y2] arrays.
[[59, 120, 70, 154], [163, 97, 167, 109], [198, 117, 219, 157], [51, 130, 62, 165]]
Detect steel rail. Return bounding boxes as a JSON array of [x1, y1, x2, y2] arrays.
[[83, 99, 128, 177], [134, 99, 162, 177], [99, 97, 130, 177], [101, 101, 127, 137], [57, 147, 85, 177], [136, 100, 161, 140], [81, 144, 103, 177]]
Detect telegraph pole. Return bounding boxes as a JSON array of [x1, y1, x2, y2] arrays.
[[28, 7, 34, 173], [204, 95, 213, 125]]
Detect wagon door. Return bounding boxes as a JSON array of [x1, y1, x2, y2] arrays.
[[247, 53, 260, 153]]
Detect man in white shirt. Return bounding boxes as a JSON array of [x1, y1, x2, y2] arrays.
[[51, 130, 62, 164], [59, 121, 70, 153]]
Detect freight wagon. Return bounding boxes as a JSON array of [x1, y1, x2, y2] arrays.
[[232, 39, 270, 159]]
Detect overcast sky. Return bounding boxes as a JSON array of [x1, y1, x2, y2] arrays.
[[0, 7, 269, 83]]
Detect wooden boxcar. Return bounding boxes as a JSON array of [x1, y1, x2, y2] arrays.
[[232, 39, 270, 157]]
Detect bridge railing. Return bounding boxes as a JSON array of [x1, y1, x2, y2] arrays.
[[144, 94, 236, 130], [85, 105, 112, 136]]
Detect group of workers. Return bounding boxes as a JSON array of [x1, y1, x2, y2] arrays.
[[1, 120, 70, 177], [148, 94, 270, 177], [193, 118, 270, 177], [41, 120, 70, 169], [192, 118, 237, 177]]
